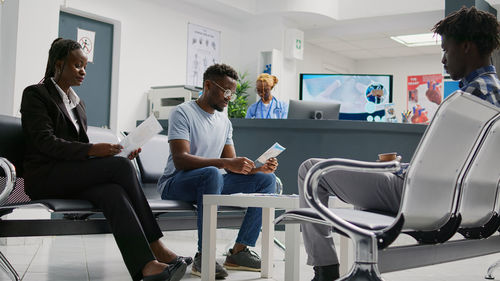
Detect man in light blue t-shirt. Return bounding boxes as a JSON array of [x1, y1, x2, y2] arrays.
[[158, 64, 278, 279]]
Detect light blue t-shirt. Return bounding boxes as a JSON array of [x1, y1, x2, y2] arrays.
[[158, 100, 233, 194], [245, 97, 288, 119]]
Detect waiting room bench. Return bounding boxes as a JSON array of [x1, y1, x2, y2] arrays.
[[0, 114, 247, 281], [276, 91, 500, 280]]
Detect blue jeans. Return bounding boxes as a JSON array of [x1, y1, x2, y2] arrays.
[[159, 167, 276, 252]]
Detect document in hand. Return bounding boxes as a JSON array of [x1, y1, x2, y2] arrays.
[[255, 142, 286, 165], [116, 115, 163, 157]]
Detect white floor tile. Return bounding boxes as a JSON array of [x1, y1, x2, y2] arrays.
[[0, 230, 499, 281], [22, 271, 88, 281]]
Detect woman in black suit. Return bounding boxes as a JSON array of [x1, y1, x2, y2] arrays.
[[20, 38, 190, 281]]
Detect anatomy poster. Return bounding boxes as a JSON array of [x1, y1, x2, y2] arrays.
[[186, 23, 220, 88], [407, 74, 443, 124]]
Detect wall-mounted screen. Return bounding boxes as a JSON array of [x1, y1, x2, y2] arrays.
[[299, 73, 393, 121]]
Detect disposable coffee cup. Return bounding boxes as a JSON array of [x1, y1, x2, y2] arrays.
[[378, 152, 397, 162]]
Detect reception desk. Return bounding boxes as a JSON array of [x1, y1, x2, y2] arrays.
[[155, 118, 426, 194]]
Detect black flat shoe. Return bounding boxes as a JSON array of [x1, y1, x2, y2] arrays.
[[143, 260, 187, 281], [167, 255, 193, 266]]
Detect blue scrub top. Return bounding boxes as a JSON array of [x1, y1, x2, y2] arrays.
[[245, 97, 288, 119]]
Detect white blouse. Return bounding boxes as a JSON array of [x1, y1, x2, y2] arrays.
[[51, 78, 81, 133]]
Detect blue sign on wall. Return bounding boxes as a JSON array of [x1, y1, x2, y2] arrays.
[[443, 79, 460, 100]]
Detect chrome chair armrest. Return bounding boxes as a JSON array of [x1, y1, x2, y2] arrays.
[[275, 176, 283, 195], [304, 158, 401, 263], [0, 157, 16, 206]]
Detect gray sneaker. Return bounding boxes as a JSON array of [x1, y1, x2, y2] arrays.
[[223, 248, 261, 272], [191, 252, 228, 279]]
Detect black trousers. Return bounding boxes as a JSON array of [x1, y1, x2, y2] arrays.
[[29, 156, 163, 281]]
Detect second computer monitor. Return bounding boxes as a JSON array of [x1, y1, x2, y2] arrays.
[[287, 100, 341, 120]]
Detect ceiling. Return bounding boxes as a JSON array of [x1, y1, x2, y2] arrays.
[[171, 0, 500, 60], [301, 10, 445, 60]]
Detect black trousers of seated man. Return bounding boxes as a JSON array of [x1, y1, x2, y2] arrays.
[[27, 156, 163, 281]]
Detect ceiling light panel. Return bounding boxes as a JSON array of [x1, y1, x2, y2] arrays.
[[390, 33, 441, 47]]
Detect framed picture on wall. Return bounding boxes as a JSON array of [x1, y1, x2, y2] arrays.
[[407, 74, 443, 124], [186, 23, 221, 88]]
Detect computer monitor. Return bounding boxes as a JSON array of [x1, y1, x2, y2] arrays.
[[299, 73, 393, 121], [287, 100, 341, 120]]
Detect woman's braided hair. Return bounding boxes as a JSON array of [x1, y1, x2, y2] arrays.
[[43, 38, 82, 81]]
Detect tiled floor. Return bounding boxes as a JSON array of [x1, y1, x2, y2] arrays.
[[1, 229, 500, 281]]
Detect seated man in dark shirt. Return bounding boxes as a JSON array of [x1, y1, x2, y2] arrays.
[[298, 6, 500, 281]]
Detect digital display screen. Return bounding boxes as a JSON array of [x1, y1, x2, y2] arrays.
[[300, 74, 393, 120]]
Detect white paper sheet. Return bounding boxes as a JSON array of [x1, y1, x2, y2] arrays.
[[255, 142, 286, 165], [117, 115, 163, 157]]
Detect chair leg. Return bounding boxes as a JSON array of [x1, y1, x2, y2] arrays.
[[337, 263, 384, 281], [336, 232, 383, 281], [0, 251, 20, 281], [485, 259, 500, 279], [273, 237, 286, 252]]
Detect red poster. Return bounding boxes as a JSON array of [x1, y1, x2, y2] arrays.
[[407, 74, 443, 124]]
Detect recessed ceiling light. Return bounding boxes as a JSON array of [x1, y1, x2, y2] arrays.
[[390, 33, 441, 47]]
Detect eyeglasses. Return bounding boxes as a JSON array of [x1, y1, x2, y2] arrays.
[[210, 80, 236, 102]]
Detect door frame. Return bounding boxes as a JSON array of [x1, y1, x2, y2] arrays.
[[59, 6, 121, 133]]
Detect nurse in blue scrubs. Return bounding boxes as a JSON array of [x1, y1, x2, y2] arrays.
[[246, 73, 288, 119]]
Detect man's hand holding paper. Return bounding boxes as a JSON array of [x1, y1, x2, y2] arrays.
[[225, 157, 255, 175], [253, 142, 285, 173], [256, 142, 285, 164], [255, 157, 278, 174]]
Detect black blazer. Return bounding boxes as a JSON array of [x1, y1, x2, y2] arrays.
[[20, 79, 92, 195]]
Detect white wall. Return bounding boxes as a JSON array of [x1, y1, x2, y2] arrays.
[[239, 17, 287, 104], [298, 43, 355, 74], [15, 0, 60, 114], [0, 3, 2, 78], [295, 42, 355, 100], [238, 19, 355, 105], [1, 0, 443, 129], [337, 0, 444, 20], [59, 0, 244, 131], [355, 54, 442, 121], [0, 0, 59, 117], [0, 0, 16, 116], [1, 0, 243, 131]]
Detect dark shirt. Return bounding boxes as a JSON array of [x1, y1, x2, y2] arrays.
[[459, 65, 500, 107]]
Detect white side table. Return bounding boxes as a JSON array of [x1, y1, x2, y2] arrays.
[[201, 193, 301, 281]]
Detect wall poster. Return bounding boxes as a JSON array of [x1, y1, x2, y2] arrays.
[[407, 74, 443, 124], [77, 28, 95, 63], [186, 23, 221, 88]]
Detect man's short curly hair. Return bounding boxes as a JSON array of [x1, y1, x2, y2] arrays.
[[432, 6, 500, 57], [203, 64, 239, 84]]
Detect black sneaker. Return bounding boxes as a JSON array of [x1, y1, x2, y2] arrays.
[[223, 248, 261, 272], [191, 252, 228, 279], [312, 264, 340, 281]]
